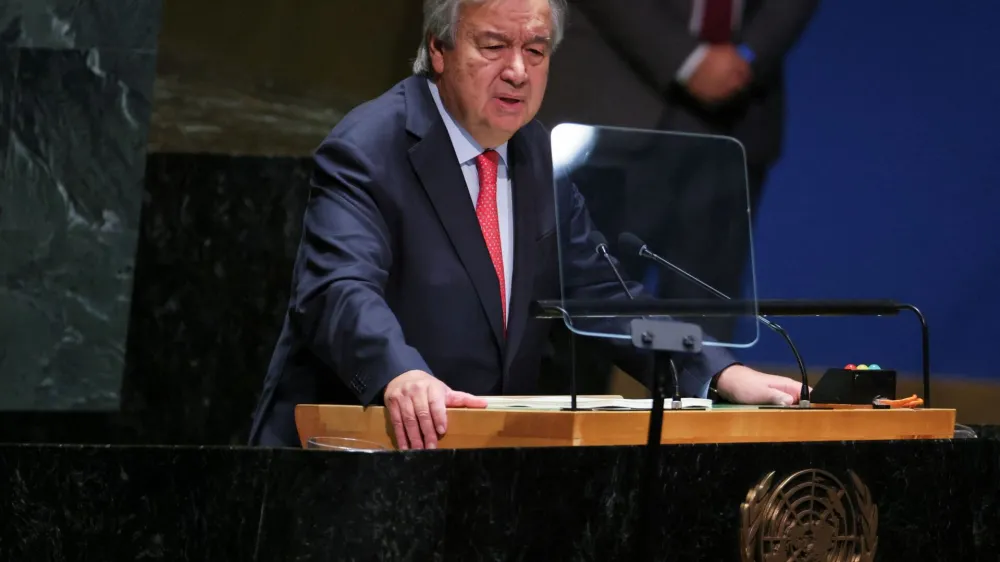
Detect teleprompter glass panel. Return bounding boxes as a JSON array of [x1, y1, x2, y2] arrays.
[[549, 124, 760, 349]]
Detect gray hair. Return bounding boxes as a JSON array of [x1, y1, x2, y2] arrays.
[[412, 0, 567, 76]]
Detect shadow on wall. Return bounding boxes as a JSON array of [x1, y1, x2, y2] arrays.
[[155, 0, 420, 112], [150, 0, 423, 156]]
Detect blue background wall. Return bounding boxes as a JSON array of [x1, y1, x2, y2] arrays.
[[739, 0, 1000, 379]]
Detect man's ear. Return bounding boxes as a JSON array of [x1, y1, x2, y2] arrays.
[[428, 35, 448, 74]]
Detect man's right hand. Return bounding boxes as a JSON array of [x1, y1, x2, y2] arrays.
[[686, 44, 751, 104], [383, 370, 488, 450]]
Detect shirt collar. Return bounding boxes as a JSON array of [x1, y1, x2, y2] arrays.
[[426, 78, 508, 167]]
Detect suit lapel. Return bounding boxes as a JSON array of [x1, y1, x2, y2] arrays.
[[502, 133, 539, 379], [406, 80, 506, 350]]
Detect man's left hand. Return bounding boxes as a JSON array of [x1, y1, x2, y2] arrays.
[[714, 365, 807, 406], [685, 45, 751, 104]]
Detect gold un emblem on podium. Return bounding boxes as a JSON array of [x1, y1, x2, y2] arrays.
[[740, 469, 878, 562]]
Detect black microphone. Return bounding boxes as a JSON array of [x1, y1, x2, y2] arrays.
[[591, 231, 683, 410], [591, 231, 634, 300], [618, 232, 811, 408]]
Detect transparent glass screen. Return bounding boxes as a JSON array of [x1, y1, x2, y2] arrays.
[[550, 124, 760, 349]]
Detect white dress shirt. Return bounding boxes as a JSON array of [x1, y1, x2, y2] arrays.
[[427, 79, 514, 318]]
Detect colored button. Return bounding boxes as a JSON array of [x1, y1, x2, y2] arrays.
[[868, 364, 881, 370], [855, 364, 869, 370], [844, 364, 856, 370]]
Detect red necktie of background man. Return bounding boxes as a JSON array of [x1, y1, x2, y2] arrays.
[[700, 0, 733, 43], [474, 150, 506, 332]]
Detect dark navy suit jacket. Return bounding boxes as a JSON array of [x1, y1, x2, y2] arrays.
[[248, 75, 736, 447]]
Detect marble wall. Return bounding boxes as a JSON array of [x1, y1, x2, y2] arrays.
[[116, 154, 308, 444], [0, 0, 161, 411], [0, 154, 309, 444]]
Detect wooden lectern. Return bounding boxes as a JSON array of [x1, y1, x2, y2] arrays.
[[295, 402, 956, 449]]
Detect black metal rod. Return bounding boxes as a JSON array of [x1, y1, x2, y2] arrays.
[[898, 303, 931, 408], [647, 353, 667, 448], [637, 351, 669, 561], [569, 332, 577, 411]]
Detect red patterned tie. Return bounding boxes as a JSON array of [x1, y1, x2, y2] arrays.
[[700, 0, 733, 43], [474, 150, 506, 330]]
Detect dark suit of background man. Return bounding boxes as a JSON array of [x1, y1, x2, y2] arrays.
[[539, 0, 820, 339], [248, 0, 805, 450]]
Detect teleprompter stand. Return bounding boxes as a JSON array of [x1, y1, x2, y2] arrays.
[[536, 298, 934, 407], [629, 318, 705, 445], [628, 317, 705, 562], [534, 297, 934, 559]]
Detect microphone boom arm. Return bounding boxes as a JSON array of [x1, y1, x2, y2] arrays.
[[625, 234, 813, 407]]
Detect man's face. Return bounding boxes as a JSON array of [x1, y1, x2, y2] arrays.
[[430, 0, 552, 148]]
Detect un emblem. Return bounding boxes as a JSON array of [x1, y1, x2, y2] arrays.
[[740, 469, 878, 562]]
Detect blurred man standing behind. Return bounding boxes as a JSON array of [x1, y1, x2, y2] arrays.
[[535, 0, 818, 394], [538, 0, 819, 339]]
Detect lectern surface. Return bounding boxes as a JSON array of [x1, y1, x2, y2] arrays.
[[295, 401, 955, 450]]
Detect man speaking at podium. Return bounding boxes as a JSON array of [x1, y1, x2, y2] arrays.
[[248, 0, 803, 449]]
